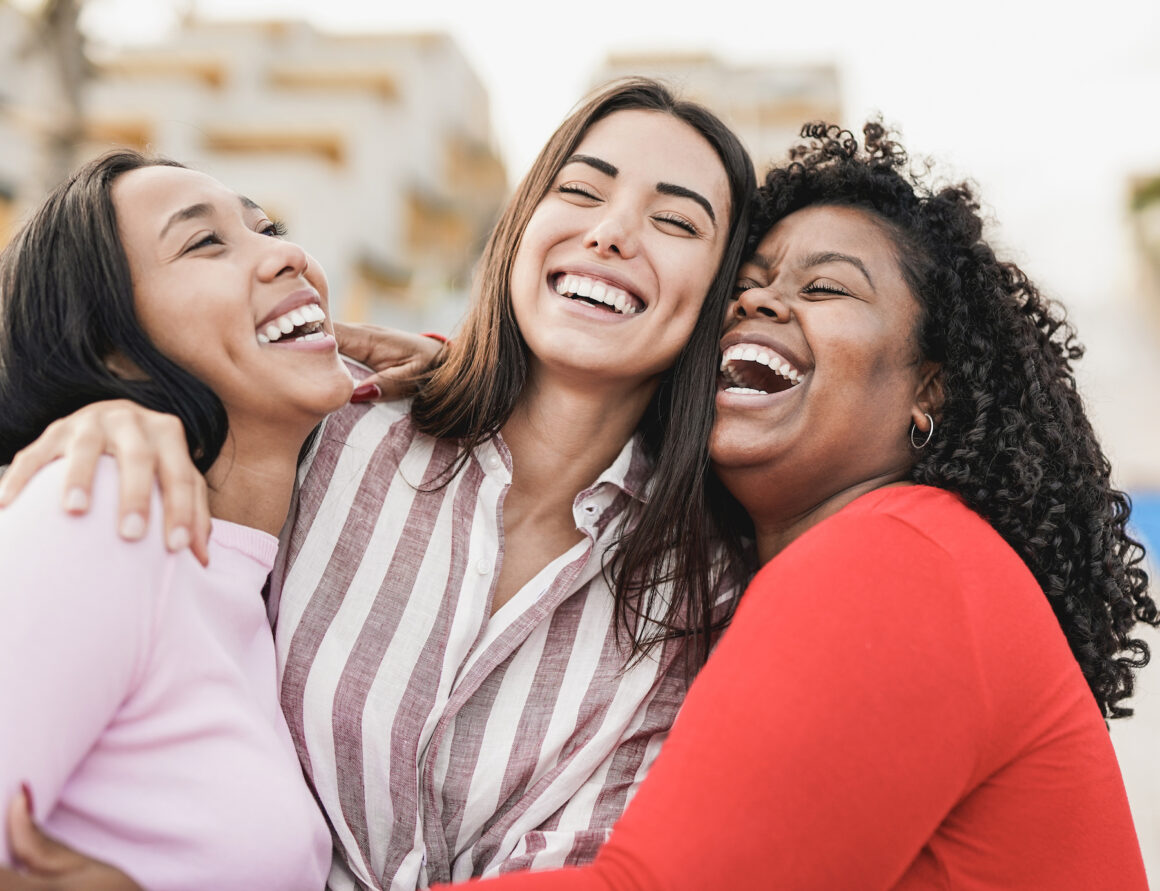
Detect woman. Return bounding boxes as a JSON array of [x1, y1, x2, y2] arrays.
[[0, 152, 354, 887], [420, 123, 1155, 888], [1, 79, 756, 889]]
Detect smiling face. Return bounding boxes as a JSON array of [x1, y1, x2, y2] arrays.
[[509, 109, 731, 395], [112, 165, 353, 441], [711, 205, 940, 553]]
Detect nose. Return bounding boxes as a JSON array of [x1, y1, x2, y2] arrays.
[[732, 284, 789, 322], [584, 205, 638, 259], [257, 234, 309, 282]]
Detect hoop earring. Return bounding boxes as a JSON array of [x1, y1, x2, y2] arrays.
[[909, 412, 934, 449]]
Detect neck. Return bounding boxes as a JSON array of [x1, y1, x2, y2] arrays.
[[203, 422, 308, 536], [747, 475, 913, 566], [501, 372, 653, 515]]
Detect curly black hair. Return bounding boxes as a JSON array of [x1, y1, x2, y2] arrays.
[[747, 121, 1156, 719]]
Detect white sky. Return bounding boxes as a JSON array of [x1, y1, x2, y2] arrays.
[[69, 0, 1160, 311]]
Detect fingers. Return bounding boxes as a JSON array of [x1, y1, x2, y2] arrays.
[[353, 366, 420, 402], [3, 789, 144, 891], [7, 786, 74, 876], [332, 321, 377, 366], [0, 417, 87, 511], [0, 401, 208, 562]]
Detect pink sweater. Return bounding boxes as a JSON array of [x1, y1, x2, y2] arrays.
[[0, 458, 331, 890]]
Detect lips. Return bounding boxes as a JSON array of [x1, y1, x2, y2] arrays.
[[719, 342, 803, 395]]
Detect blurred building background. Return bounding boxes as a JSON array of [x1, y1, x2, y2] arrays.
[[1, 0, 1158, 877], [0, 1, 507, 333]]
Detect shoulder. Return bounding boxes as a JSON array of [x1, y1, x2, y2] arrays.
[[0, 456, 172, 594], [777, 485, 1018, 576]]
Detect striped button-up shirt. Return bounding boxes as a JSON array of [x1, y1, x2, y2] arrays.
[[270, 398, 699, 890]]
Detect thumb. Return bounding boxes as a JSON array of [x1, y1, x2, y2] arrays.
[[332, 321, 375, 364], [7, 787, 77, 876]]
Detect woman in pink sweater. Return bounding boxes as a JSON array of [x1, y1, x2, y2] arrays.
[[0, 152, 353, 889]]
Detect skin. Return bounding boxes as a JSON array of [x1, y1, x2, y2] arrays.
[[495, 109, 730, 612], [111, 165, 353, 535], [711, 205, 942, 564]]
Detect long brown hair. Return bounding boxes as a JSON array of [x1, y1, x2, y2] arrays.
[[412, 78, 755, 666]]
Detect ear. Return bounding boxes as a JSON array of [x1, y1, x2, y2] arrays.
[[104, 350, 149, 382], [910, 360, 944, 433]]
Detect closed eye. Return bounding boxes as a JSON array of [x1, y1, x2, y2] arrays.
[[557, 184, 600, 202], [183, 232, 223, 253], [654, 213, 699, 237], [732, 279, 762, 298], [802, 280, 852, 298]]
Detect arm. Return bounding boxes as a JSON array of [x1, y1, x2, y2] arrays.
[[0, 402, 210, 565], [0, 461, 162, 870], [0, 327, 442, 556], [452, 514, 989, 890]]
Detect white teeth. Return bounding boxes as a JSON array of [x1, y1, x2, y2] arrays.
[[719, 343, 803, 387], [554, 273, 640, 315], [256, 302, 328, 344], [725, 386, 769, 395]]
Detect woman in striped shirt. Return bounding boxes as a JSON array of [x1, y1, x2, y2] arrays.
[[0, 79, 757, 890]]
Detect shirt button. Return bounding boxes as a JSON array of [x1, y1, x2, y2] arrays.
[[476, 559, 492, 575], [487, 455, 501, 470]]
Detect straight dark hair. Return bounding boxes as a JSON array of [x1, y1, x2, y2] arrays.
[[0, 150, 228, 470], [412, 78, 756, 667]]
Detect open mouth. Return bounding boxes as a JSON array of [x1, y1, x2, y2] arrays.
[[257, 303, 328, 344], [719, 343, 803, 395], [552, 273, 643, 315]]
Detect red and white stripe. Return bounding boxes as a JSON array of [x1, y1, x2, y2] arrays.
[[270, 399, 700, 891]]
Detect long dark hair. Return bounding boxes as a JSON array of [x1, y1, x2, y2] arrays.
[[0, 150, 228, 471], [746, 121, 1157, 718], [412, 78, 756, 667]]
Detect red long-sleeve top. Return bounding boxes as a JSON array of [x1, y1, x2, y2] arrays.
[[453, 485, 1148, 890]]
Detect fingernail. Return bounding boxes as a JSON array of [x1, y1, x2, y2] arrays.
[[350, 382, 381, 404], [119, 512, 146, 540], [167, 526, 190, 552], [21, 781, 34, 814], [64, 487, 89, 513]]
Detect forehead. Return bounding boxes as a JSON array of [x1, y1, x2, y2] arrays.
[[111, 165, 244, 231], [755, 205, 900, 266], [572, 110, 730, 211]]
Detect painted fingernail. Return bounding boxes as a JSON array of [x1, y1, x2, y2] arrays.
[[64, 487, 89, 513], [350, 382, 381, 404], [119, 513, 146, 540], [167, 526, 190, 552], [21, 781, 34, 814]]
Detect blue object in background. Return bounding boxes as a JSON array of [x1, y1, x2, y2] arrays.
[[1131, 492, 1160, 558]]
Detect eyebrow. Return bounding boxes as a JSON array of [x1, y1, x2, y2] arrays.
[[159, 195, 263, 239], [800, 251, 875, 289], [656, 181, 715, 223], [562, 154, 717, 225]]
